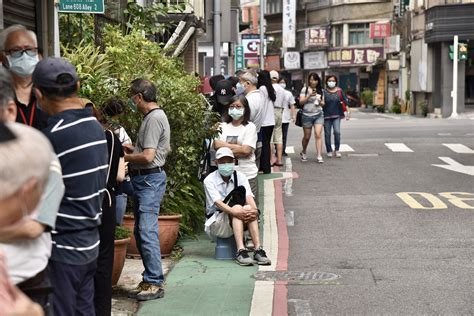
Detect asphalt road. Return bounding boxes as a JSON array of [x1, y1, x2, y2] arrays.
[[282, 111, 474, 314]]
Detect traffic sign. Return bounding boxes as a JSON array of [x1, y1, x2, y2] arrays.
[[235, 45, 244, 71], [59, 0, 105, 14]]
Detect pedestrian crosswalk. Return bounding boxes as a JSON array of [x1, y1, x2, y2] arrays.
[[289, 143, 473, 154], [385, 143, 414, 152], [442, 143, 474, 154]]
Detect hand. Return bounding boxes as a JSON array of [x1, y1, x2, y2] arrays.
[[291, 116, 296, 123], [122, 143, 134, 154], [242, 205, 258, 223], [11, 287, 44, 316], [124, 161, 129, 173]]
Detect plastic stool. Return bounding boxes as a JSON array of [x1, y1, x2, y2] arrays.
[[215, 236, 237, 260]]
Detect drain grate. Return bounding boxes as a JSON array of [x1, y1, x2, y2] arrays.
[[254, 271, 341, 284]]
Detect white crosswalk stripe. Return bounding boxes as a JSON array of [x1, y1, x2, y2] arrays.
[[331, 144, 354, 152], [385, 143, 413, 152], [443, 143, 474, 154]]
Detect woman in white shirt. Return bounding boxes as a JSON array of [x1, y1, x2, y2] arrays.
[[213, 95, 259, 200]]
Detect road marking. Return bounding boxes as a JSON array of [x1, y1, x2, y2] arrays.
[[396, 192, 447, 209], [438, 133, 452, 136], [331, 144, 354, 152], [249, 281, 274, 316], [439, 192, 474, 209], [348, 153, 379, 157], [288, 299, 313, 316], [285, 210, 294, 226], [385, 143, 413, 152], [432, 157, 474, 176], [443, 143, 474, 154], [286, 146, 295, 154]]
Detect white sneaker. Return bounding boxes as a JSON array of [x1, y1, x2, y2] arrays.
[[300, 152, 307, 162], [326, 152, 333, 158], [335, 151, 342, 158], [317, 156, 324, 163]]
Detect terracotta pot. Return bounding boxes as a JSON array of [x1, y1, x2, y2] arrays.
[[112, 238, 130, 286], [122, 214, 182, 258], [122, 215, 140, 259], [158, 214, 182, 257]]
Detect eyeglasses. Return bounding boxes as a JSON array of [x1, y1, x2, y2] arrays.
[[5, 48, 38, 58]]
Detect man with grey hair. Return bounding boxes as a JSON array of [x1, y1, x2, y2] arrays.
[[124, 78, 170, 301], [0, 67, 63, 315], [0, 24, 47, 129]]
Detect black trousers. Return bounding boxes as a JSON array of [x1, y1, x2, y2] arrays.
[[282, 122, 290, 154], [259, 125, 274, 174], [94, 195, 116, 316]]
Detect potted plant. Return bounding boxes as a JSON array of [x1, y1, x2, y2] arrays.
[[361, 89, 374, 110], [112, 225, 131, 286]]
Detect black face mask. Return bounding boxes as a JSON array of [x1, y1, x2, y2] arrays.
[[0, 123, 16, 142]]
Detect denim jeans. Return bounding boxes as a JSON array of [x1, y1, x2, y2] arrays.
[[131, 171, 167, 286], [324, 118, 341, 152]]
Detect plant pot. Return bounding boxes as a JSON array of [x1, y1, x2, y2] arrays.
[[112, 238, 130, 286], [122, 214, 182, 258], [122, 215, 140, 259], [158, 214, 182, 257]]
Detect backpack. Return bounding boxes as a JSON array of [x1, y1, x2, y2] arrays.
[[197, 139, 212, 181]]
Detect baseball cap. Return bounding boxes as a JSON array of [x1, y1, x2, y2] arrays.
[[215, 147, 234, 160], [32, 57, 79, 89], [270, 70, 279, 80], [215, 79, 234, 105]]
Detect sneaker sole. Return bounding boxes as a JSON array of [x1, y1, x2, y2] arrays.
[[256, 260, 272, 265], [235, 260, 254, 266], [136, 290, 165, 301]]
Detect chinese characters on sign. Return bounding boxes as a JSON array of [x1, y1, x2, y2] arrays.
[[235, 46, 244, 70], [305, 27, 329, 47], [304, 52, 327, 69], [369, 22, 391, 39], [327, 47, 384, 66], [284, 52, 300, 69], [283, 0, 296, 47]]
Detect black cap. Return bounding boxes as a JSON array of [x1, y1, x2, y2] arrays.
[[215, 79, 234, 105], [32, 57, 79, 89]]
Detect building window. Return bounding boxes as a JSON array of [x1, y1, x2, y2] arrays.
[[332, 25, 343, 47], [266, 0, 282, 14], [349, 23, 383, 46]]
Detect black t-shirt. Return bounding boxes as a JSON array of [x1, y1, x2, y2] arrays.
[[105, 130, 124, 191], [15, 92, 48, 130]]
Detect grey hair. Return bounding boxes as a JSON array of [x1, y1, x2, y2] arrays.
[[0, 123, 52, 199], [240, 71, 258, 85], [130, 78, 159, 103], [0, 67, 14, 108], [0, 24, 38, 52]]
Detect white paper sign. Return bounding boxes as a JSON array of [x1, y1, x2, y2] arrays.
[[284, 51, 300, 69], [282, 0, 296, 48], [304, 51, 327, 69]]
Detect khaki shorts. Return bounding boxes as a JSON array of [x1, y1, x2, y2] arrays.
[[272, 108, 283, 144]]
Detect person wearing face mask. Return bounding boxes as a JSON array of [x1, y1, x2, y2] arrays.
[[0, 25, 48, 130], [203, 147, 271, 266], [0, 122, 54, 316], [278, 77, 297, 157], [213, 95, 259, 200], [322, 75, 350, 158]]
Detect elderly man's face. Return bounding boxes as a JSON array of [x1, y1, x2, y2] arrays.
[[2, 30, 37, 60]]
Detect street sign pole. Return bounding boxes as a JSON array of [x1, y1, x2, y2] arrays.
[[54, 2, 60, 57], [259, 0, 265, 69], [450, 35, 458, 118]]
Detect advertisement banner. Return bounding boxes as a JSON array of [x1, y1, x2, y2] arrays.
[[305, 26, 329, 47], [370, 22, 391, 39], [328, 47, 384, 67], [304, 51, 327, 69], [282, 0, 296, 48], [284, 52, 301, 69]]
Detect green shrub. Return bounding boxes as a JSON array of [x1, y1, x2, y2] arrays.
[[361, 89, 374, 106], [391, 97, 401, 114], [115, 225, 131, 240]]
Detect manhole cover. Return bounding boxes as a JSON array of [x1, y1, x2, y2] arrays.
[[254, 271, 340, 284]]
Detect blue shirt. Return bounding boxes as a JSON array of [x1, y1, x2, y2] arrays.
[[43, 107, 108, 265], [323, 89, 348, 119]]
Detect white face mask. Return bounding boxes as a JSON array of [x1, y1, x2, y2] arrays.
[[279, 83, 286, 89], [327, 81, 337, 89], [7, 53, 39, 77]]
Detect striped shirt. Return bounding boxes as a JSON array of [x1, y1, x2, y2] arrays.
[[43, 107, 108, 265]]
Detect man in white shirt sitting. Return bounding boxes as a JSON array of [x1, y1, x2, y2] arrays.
[[204, 147, 271, 266]]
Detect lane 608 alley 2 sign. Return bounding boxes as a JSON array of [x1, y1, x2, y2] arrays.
[[59, 0, 104, 14]]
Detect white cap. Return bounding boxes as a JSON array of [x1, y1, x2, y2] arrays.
[[215, 147, 234, 159], [270, 70, 279, 80]]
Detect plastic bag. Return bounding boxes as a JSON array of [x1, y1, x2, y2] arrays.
[[210, 212, 233, 238]]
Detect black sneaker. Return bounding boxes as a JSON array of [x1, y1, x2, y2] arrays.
[[235, 249, 254, 266], [254, 248, 271, 265]]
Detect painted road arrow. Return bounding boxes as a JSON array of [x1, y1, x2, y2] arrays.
[[432, 157, 474, 176]]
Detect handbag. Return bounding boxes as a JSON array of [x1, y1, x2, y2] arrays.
[[337, 88, 348, 112], [295, 109, 303, 127]]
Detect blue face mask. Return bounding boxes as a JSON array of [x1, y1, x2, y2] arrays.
[[228, 107, 244, 120], [128, 98, 137, 112], [235, 82, 245, 96], [218, 163, 234, 177]]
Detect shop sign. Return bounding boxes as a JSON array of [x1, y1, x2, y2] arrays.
[[235, 45, 245, 70], [370, 22, 391, 39], [328, 47, 384, 67], [242, 34, 266, 58], [304, 51, 327, 69], [374, 69, 386, 106], [59, 0, 104, 13], [305, 26, 329, 47], [385, 35, 400, 54], [282, 0, 296, 48], [265, 55, 281, 71], [284, 52, 301, 69]]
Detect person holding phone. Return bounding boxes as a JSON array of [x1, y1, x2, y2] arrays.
[[298, 72, 324, 163]]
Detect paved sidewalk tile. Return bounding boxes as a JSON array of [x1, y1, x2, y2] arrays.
[[138, 235, 257, 315]]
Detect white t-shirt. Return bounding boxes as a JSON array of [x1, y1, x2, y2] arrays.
[[282, 90, 296, 123], [300, 86, 322, 116], [217, 122, 258, 179], [246, 89, 264, 133], [272, 83, 286, 108], [259, 86, 276, 127]]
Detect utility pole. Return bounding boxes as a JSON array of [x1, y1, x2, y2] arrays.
[[213, 0, 221, 75], [259, 0, 265, 69], [451, 35, 458, 118]]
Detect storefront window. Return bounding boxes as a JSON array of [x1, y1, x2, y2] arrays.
[[349, 23, 383, 46]]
